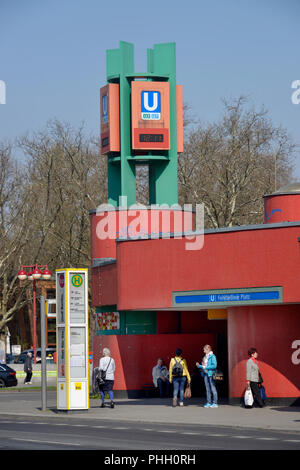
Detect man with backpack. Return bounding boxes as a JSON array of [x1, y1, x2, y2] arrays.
[[169, 349, 191, 407]]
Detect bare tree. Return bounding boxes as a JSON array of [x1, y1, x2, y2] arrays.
[[0, 121, 107, 341], [19, 119, 107, 268], [18, 121, 107, 347], [178, 96, 296, 228], [0, 143, 31, 341]]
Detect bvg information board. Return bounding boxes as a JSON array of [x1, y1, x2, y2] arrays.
[[56, 269, 89, 410]]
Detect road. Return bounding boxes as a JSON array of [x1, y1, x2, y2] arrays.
[[0, 413, 300, 450], [0, 390, 299, 451]]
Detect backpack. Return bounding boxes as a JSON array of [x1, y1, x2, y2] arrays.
[[172, 357, 183, 377]]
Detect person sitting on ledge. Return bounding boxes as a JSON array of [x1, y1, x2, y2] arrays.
[[152, 358, 170, 398]]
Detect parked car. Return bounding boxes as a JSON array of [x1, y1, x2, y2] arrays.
[[16, 348, 56, 364], [0, 364, 18, 388], [5, 354, 15, 364]]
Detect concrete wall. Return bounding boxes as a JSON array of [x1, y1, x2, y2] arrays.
[[93, 333, 216, 393], [228, 304, 300, 402], [115, 225, 300, 310]]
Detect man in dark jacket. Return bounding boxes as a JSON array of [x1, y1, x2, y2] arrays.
[[24, 352, 33, 384]]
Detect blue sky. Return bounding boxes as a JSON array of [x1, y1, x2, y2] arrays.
[[1, 0, 300, 176]]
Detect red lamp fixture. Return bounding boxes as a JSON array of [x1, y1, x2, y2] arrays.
[[32, 268, 42, 280], [17, 269, 27, 281], [17, 263, 52, 365], [17, 265, 52, 281], [42, 268, 52, 280]]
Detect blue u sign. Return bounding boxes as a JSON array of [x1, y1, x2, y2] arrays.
[[102, 94, 108, 124], [141, 91, 161, 120]]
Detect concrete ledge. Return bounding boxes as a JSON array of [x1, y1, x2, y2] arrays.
[[110, 391, 300, 406], [229, 396, 300, 407], [53, 409, 89, 414]]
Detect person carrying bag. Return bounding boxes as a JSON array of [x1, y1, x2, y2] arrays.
[[98, 348, 116, 409], [246, 347, 264, 408], [196, 345, 219, 408], [169, 348, 191, 407]]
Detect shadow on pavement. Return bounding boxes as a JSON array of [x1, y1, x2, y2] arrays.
[[270, 407, 300, 413]]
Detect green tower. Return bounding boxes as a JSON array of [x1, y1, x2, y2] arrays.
[[101, 41, 183, 207]]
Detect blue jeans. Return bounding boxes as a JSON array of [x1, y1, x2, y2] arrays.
[[204, 374, 218, 405], [173, 377, 186, 403], [100, 389, 114, 403], [99, 379, 114, 403], [157, 378, 170, 397]]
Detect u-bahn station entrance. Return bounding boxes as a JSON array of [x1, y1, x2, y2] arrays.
[[91, 41, 300, 405]]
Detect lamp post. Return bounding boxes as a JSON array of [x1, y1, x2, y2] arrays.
[[18, 264, 52, 364]]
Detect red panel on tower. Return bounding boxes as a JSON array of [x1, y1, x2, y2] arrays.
[[100, 84, 120, 154]]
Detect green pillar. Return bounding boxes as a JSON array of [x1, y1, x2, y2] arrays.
[[148, 43, 178, 206]]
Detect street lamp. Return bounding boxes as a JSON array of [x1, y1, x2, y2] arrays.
[[17, 264, 52, 364]]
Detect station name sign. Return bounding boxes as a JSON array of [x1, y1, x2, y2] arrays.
[[172, 286, 283, 308]]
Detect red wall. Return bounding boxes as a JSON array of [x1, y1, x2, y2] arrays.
[[90, 208, 194, 261], [180, 311, 227, 334], [91, 209, 300, 399], [228, 304, 300, 398], [93, 333, 215, 391], [156, 311, 227, 335], [91, 264, 117, 307], [157, 311, 179, 333], [264, 194, 300, 223], [116, 225, 300, 310]]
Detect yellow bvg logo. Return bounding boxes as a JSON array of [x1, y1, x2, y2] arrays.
[[71, 274, 83, 287]]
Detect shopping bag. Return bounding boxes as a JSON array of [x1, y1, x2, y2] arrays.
[[184, 384, 192, 399], [244, 388, 254, 407], [212, 370, 224, 381], [260, 385, 267, 401]]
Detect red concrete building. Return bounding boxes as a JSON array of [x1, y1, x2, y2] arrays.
[[91, 184, 300, 404], [92, 41, 299, 405]]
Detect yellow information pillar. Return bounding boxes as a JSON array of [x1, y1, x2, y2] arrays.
[[56, 268, 89, 410]]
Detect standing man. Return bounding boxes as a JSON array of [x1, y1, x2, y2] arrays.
[[24, 352, 33, 384]]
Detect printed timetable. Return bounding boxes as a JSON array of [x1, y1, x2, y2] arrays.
[[69, 272, 86, 323]]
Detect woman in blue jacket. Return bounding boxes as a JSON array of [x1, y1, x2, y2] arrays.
[[196, 345, 218, 408]]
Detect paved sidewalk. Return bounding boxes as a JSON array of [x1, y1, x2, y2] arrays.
[[0, 391, 299, 433]]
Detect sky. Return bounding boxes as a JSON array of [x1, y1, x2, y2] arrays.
[[1, 0, 300, 176]]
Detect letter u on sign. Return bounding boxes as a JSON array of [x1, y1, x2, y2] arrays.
[[141, 91, 161, 113], [102, 95, 108, 123]]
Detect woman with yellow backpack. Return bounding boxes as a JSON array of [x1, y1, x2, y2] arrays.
[[169, 348, 191, 407]]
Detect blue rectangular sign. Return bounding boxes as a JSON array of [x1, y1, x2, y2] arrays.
[[102, 95, 108, 124], [175, 291, 280, 304], [173, 287, 282, 307], [141, 91, 161, 120]]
